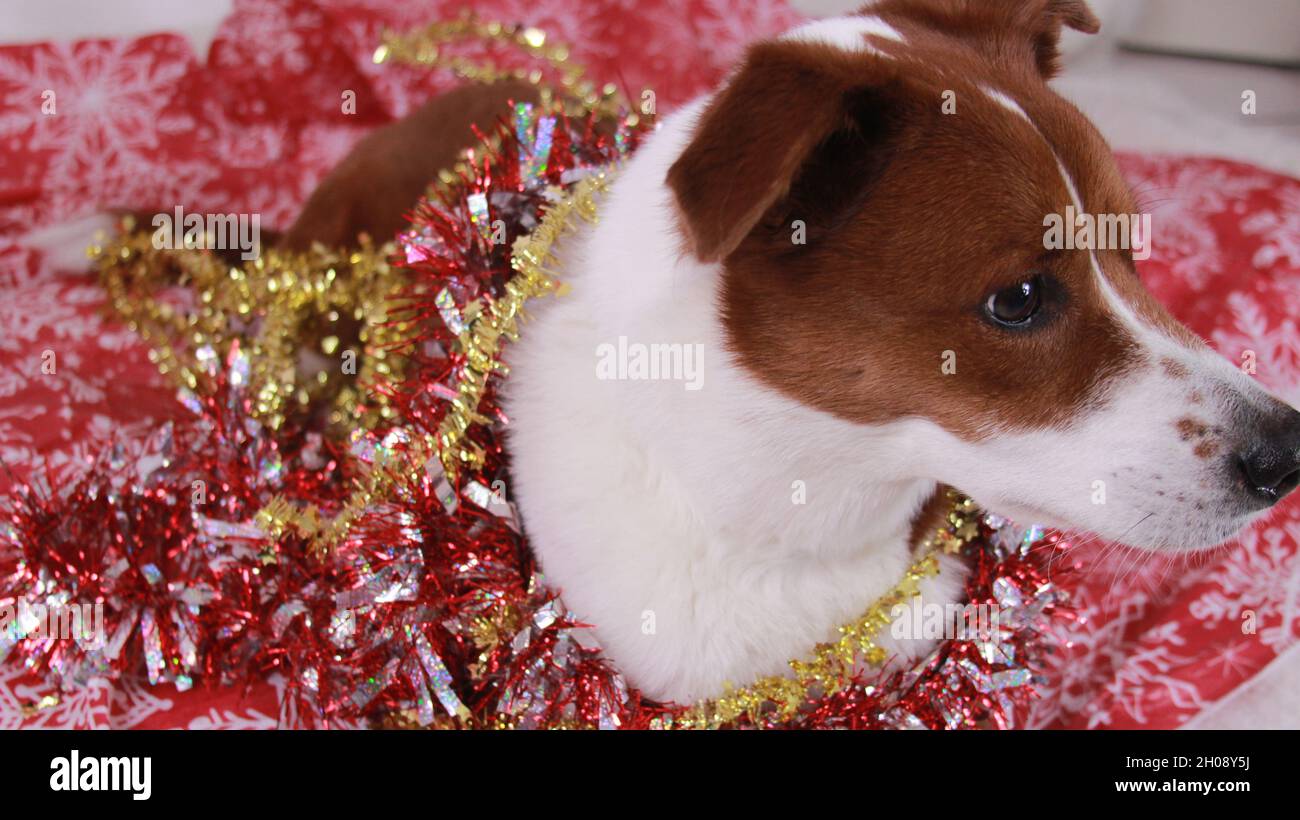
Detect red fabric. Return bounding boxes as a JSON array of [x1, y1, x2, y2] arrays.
[[2, 0, 1298, 729]]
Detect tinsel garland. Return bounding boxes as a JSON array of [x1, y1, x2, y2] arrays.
[[1, 20, 1073, 729], [373, 14, 632, 119], [374, 14, 640, 202], [97, 231, 404, 434]]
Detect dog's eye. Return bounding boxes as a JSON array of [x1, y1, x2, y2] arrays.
[[985, 277, 1042, 326]]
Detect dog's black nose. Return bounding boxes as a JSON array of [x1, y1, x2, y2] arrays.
[[1238, 408, 1300, 506]]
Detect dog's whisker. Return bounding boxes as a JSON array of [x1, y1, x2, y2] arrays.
[[1099, 512, 1156, 608]]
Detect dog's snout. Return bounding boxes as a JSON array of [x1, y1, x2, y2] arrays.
[[1237, 406, 1300, 507]]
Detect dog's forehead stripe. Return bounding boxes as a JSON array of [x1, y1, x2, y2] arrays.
[[1050, 150, 1203, 361], [980, 85, 1184, 359], [1052, 158, 1148, 334], [980, 85, 1031, 123], [781, 16, 905, 52]]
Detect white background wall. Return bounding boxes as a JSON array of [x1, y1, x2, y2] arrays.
[[0, 0, 233, 57]]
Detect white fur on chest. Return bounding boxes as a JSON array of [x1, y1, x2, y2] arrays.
[[500, 100, 965, 703]]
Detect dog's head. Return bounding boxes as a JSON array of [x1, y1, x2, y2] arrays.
[[667, 0, 1300, 551]]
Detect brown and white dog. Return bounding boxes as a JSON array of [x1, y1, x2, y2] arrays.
[[284, 0, 1300, 703]]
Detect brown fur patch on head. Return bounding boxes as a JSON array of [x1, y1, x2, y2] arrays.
[[671, 11, 1152, 440], [667, 41, 908, 262]]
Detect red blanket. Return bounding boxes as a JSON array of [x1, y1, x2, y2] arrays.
[[2, 0, 1298, 729]]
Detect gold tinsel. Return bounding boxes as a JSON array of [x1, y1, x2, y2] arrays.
[[94, 223, 407, 434], [373, 13, 641, 199], [437, 174, 605, 480], [256, 173, 607, 556], [373, 13, 631, 119]]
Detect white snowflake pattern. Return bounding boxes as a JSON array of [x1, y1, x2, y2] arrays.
[[1190, 512, 1300, 654], [1242, 183, 1300, 271], [0, 667, 175, 729], [1211, 290, 1300, 403], [1087, 620, 1206, 728], [0, 38, 214, 228], [1126, 158, 1273, 291]]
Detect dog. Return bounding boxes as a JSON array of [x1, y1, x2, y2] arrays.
[[226, 0, 1300, 703]]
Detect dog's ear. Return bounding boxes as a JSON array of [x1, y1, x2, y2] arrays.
[[1028, 0, 1100, 76], [864, 0, 1099, 78], [666, 40, 906, 263]]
